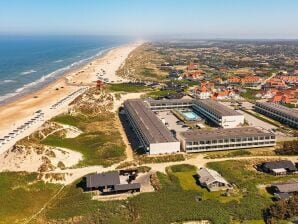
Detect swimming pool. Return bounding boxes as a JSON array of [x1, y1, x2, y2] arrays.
[[182, 111, 199, 121]]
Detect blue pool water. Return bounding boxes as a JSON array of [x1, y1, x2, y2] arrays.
[[182, 111, 199, 121]]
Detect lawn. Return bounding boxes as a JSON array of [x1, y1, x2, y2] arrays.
[[0, 172, 61, 224], [107, 83, 152, 93], [167, 164, 242, 203], [145, 89, 177, 99], [43, 112, 126, 167], [240, 88, 260, 101]]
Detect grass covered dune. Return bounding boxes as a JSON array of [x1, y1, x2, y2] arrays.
[[32, 160, 298, 224], [42, 111, 126, 167]]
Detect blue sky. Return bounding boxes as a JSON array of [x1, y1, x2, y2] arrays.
[[0, 0, 297, 38]]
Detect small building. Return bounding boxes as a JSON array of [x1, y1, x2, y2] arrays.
[[197, 167, 232, 191], [85, 171, 141, 194], [259, 160, 297, 176], [272, 181, 298, 200]]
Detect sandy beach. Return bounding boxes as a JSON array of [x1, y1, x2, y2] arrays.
[[0, 42, 141, 154]]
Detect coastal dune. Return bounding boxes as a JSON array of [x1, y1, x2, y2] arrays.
[[0, 42, 141, 154]]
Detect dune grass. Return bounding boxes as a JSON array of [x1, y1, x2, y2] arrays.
[[0, 172, 60, 224], [43, 112, 126, 167], [37, 160, 298, 224]]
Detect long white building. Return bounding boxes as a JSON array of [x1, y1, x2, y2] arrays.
[[177, 127, 276, 153], [254, 102, 298, 129], [124, 99, 180, 155]]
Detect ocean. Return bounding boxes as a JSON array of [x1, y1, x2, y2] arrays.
[[0, 36, 129, 104]]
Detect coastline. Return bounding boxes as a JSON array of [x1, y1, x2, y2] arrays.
[[0, 47, 112, 106], [0, 42, 141, 149]]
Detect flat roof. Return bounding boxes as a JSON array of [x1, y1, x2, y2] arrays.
[[273, 181, 298, 193], [146, 99, 192, 106], [86, 171, 120, 188], [179, 127, 274, 141], [124, 99, 178, 144], [194, 99, 242, 116], [256, 102, 298, 119]]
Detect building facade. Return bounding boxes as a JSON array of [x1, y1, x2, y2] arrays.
[[177, 127, 276, 153], [254, 102, 298, 129]]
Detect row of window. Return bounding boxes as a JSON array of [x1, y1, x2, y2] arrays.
[[186, 141, 276, 151], [186, 135, 275, 145], [256, 106, 298, 123], [192, 105, 221, 122]]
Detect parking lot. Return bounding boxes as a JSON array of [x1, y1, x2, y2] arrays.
[[155, 111, 189, 133]]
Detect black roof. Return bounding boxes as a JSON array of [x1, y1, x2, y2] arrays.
[[262, 160, 297, 172], [86, 171, 120, 188], [114, 183, 141, 191]]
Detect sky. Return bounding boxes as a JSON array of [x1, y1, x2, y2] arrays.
[[0, 0, 298, 39]]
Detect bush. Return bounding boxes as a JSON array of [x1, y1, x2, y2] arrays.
[[169, 164, 197, 173], [138, 154, 185, 164], [275, 140, 298, 155], [266, 195, 298, 223]]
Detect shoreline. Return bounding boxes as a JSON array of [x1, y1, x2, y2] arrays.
[[0, 47, 113, 106], [0, 42, 141, 152]]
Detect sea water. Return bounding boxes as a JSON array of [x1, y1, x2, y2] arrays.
[[0, 36, 129, 104]]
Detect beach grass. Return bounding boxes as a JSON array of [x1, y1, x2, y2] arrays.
[[35, 159, 298, 224], [43, 112, 126, 167], [0, 172, 60, 224]]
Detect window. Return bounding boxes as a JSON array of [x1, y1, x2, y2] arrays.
[[224, 139, 229, 143], [200, 141, 205, 144]]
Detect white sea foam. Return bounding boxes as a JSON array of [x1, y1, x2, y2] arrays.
[[20, 69, 37, 75], [54, 60, 64, 63], [0, 47, 110, 104], [0, 79, 16, 84]]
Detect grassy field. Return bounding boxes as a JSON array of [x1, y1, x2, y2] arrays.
[[137, 154, 185, 164], [32, 160, 298, 224], [36, 171, 231, 224], [144, 89, 177, 99], [116, 43, 169, 81], [107, 83, 152, 93], [167, 164, 242, 203], [240, 89, 260, 101], [42, 112, 126, 167], [0, 172, 61, 224], [203, 148, 276, 159]]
